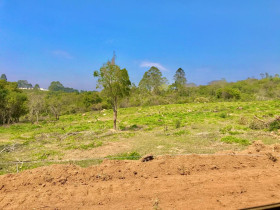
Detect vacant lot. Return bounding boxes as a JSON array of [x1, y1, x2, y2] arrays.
[[1, 101, 280, 174]]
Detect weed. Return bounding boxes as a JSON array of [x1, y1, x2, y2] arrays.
[[173, 130, 190, 136], [32, 150, 63, 160], [174, 119, 181, 129], [153, 198, 161, 210], [219, 112, 227, 118], [221, 136, 250, 146], [177, 165, 190, 175], [66, 141, 102, 150], [219, 125, 233, 134], [228, 131, 243, 135], [238, 116, 248, 125], [106, 152, 141, 160], [268, 118, 280, 131]]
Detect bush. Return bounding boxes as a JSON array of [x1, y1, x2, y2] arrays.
[[194, 97, 209, 103], [238, 116, 248, 125], [269, 118, 280, 131], [216, 88, 241, 100], [249, 119, 266, 130], [221, 136, 250, 146]]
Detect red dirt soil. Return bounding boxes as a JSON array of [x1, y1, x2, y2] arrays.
[[1, 141, 280, 210]]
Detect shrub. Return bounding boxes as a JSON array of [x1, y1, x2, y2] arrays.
[[194, 97, 209, 103], [216, 88, 241, 100], [268, 118, 280, 131], [249, 119, 266, 130], [221, 136, 250, 146], [238, 116, 248, 125]]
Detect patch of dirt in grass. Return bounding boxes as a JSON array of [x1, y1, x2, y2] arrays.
[[62, 141, 133, 160], [1, 143, 280, 209]]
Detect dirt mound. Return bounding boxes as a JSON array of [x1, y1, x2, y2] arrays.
[[217, 140, 280, 157], [242, 140, 280, 154], [1, 146, 280, 209]]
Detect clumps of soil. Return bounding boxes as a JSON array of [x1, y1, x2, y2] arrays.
[[225, 140, 280, 162], [266, 153, 278, 162], [1, 143, 280, 209], [177, 165, 191, 175], [241, 140, 280, 156]]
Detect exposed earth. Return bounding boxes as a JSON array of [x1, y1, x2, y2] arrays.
[[1, 141, 280, 210]]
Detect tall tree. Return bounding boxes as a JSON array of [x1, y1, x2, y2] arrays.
[[0, 80, 27, 124], [173, 68, 187, 89], [48, 81, 78, 93], [46, 93, 63, 120], [34, 84, 40, 90], [28, 93, 45, 123], [0, 74, 7, 81], [48, 81, 64, 91], [139, 66, 167, 94], [94, 61, 131, 130], [17, 80, 33, 89]]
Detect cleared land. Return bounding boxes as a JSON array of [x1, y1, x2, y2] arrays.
[[1, 141, 280, 210], [1, 101, 280, 209]]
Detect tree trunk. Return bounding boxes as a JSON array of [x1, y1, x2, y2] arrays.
[[113, 98, 118, 130], [36, 112, 39, 124], [113, 109, 117, 130]]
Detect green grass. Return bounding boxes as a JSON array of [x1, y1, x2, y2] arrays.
[[221, 136, 251, 146], [1, 100, 280, 174], [106, 152, 141, 160]]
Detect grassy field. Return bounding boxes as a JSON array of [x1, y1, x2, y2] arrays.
[[1, 101, 280, 174]]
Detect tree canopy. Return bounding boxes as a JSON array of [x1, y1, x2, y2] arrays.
[[0, 80, 27, 124], [17, 80, 33, 89], [139, 66, 167, 93], [34, 84, 40, 90], [94, 62, 131, 129], [0, 74, 7, 81], [48, 81, 78, 93], [173, 68, 187, 89]]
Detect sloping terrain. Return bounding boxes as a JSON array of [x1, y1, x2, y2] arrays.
[[1, 142, 280, 210]]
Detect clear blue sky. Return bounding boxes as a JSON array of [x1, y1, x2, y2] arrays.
[[0, 0, 279, 90]]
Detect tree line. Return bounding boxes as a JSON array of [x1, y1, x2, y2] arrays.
[[1, 62, 280, 129]]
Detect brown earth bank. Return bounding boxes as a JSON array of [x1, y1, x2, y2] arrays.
[[1, 141, 280, 210]]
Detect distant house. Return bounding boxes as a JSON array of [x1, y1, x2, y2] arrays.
[[19, 87, 49, 91]]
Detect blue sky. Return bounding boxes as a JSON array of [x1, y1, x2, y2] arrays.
[[0, 0, 279, 90]]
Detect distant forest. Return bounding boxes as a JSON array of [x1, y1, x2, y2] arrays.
[[1, 67, 280, 126]]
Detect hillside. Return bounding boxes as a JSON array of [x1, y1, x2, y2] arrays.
[[1, 101, 280, 174]]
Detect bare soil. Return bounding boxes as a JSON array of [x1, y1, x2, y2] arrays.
[[1, 141, 280, 210]]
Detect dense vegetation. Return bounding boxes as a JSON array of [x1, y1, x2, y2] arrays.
[[0, 79, 27, 124]]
